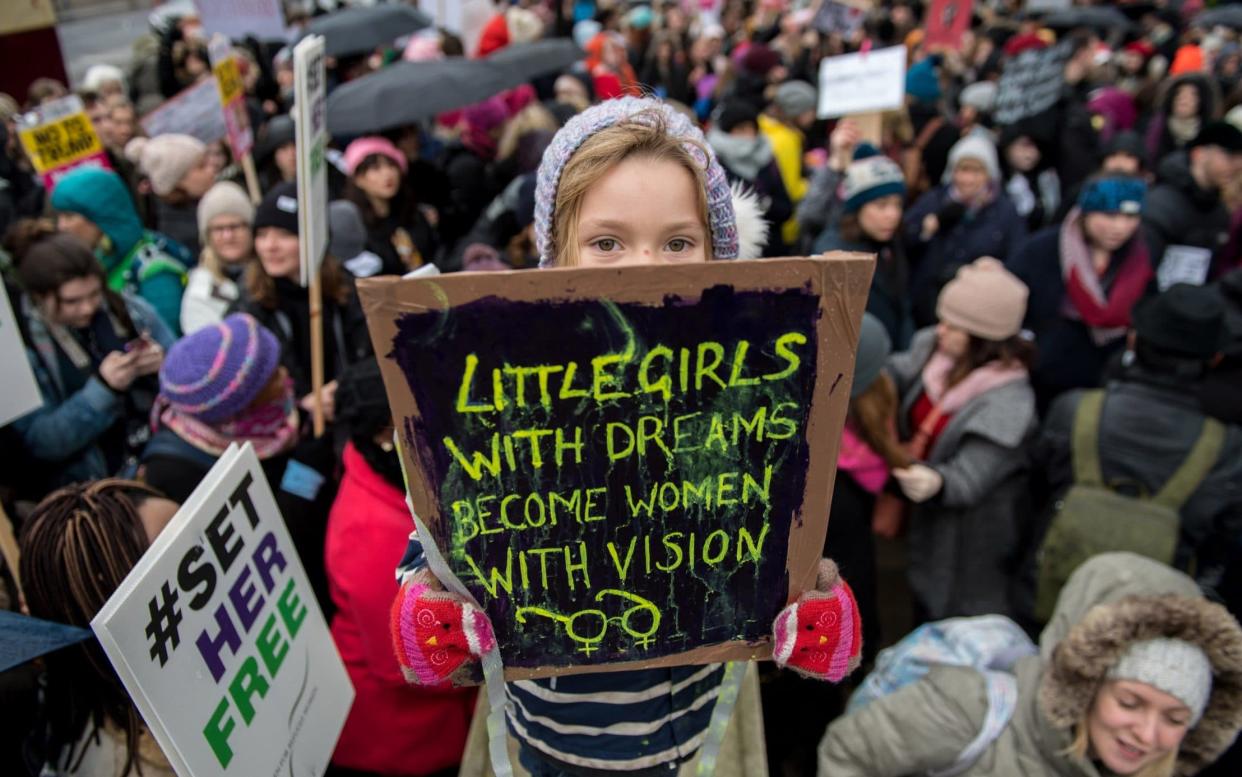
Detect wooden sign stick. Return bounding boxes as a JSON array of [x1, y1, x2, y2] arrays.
[[850, 111, 883, 146], [241, 152, 262, 205], [309, 261, 325, 438]]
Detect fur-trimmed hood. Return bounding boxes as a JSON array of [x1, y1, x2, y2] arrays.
[[1038, 553, 1242, 775]]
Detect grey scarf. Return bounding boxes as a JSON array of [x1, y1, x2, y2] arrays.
[[707, 127, 774, 181]]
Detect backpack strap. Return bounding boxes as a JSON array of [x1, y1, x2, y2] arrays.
[[1152, 418, 1226, 510], [1070, 390, 1106, 487], [927, 671, 1019, 777]]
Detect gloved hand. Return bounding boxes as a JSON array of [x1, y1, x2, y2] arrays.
[[934, 200, 967, 233], [391, 568, 495, 686], [772, 559, 863, 682], [892, 464, 944, 503]]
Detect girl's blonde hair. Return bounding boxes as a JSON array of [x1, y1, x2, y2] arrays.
[[552, 111, 711, 267], [1065, 713, 1179, 777]]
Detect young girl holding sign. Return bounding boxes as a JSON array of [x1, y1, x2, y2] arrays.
[[390, 97, 863, 775]]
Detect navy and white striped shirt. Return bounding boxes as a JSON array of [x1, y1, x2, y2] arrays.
[[396, 533, 724, 773]]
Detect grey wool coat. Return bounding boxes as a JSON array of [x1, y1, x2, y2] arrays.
[[886, 328, 1038, 619], [818, 552, 1242, 776]]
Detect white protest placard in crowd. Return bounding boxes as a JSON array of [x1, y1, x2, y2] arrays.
[[0, 289, 42, 427], [194, 0, 289, 42], [1157, 245, 1214, 291], [994, 42, 1072, 125], [293, 34, 329, 287], [141, 78, 228, 144], [1024, 0, 1072, 12], [92, 444, 353, 777], [817, 45, 907, 119]]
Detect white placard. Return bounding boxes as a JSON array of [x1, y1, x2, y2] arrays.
[[817, 45, 907, 119], [193, 0, 290, 43], [92, 444, 353, 777], [141, 78, 228, 144], [0, 291, 43, 427], [293, 35, 328, 287], [1157, 245, 1214, 291], [1024, 0, 1072, 11]]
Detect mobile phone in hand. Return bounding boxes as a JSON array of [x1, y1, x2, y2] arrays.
[[124, 333, 152, 353]]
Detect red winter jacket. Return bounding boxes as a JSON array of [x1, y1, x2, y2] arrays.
[[326, 443, 476, 775]]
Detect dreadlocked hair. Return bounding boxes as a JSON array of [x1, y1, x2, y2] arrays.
[[20, 479, 163, 777]]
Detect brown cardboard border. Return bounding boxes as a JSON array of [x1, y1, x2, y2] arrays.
[[359, 253, 875, 680]]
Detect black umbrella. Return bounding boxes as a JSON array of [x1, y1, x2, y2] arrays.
[[1042, 6, 1134, 33], [327, 58, 511, 135], [299, 4, 433, 58], [1195, 6, 1242, 29], [485, 39, 585, 82]]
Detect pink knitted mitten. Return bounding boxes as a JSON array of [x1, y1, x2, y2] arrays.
[[772, 559, 863, 682], [391, 569, 495, 686]]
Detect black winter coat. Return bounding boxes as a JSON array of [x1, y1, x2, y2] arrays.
[[1143, 152, 1231, 271]]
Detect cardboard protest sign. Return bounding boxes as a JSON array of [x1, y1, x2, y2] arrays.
[[817, 45, 907, 119], [194, 0, 289, 42], [208, 37, 254, 161], [0, 610, 91, 673], [16, 95, 112, 190], [812, 0, 867, 38], [359, 254, 875, 679], [0, 278, 43, 427], [92, 444, 353, 777], [293, 35, 329, 287], [924, 0, 972, 51], [141, 78, 228, 144], [994, 42, 1072, 125], [0, 0, 55, 36]]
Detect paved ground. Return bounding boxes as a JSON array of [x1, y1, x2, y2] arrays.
[[57, 7, 153, 87]]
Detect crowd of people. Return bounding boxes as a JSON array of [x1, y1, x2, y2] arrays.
[[3, 0, 1242, 776]]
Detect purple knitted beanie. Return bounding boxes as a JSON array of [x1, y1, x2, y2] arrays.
[[159, 313, 282, 424], [535, 97, 738, 267]]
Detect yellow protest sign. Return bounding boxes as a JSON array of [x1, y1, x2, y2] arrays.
[[213, 57, 244, 106], [19, 110, 103, 174], [16, 96, 112, 189]]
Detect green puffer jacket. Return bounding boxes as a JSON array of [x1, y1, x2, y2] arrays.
[[817, 553, 1242, 776]]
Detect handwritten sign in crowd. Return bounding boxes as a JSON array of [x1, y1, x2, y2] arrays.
[[994, 42, 1072, 125], [92, 444, 352, 777], [816, 45, 908, 119], [17, 95, 111, 190], [361, 256, 873, 678]]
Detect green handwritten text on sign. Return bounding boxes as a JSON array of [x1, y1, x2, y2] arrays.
[[389, 286, 821, 669]]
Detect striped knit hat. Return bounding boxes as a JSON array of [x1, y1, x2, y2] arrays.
[[535, 97, 739, 267], [159, 313, 282, 423]]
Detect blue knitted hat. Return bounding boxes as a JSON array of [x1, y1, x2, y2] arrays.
[[842, 155, 906, 214], [159, 313, 282, 424], [535, 97, 738, 267], [905, 58, 942, 104], [1077, 176, 1146, 215]]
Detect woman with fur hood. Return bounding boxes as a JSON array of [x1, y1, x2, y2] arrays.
[[817, 552, 1242, 776]]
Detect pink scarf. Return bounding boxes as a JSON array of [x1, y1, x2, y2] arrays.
[[1058, 208, 1153, 346], [837, 421, 890, 495], [921, 350, 1028, 415], [155, 394, 299, 460]]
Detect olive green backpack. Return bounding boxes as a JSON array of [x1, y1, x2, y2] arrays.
[[1034, 390, 1224, 623]]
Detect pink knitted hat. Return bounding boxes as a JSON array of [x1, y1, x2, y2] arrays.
[[936, 258, 1029, 341], [342, 136, 408, 176]]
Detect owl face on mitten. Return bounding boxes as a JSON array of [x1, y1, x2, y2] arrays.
[[392, 579, 495, 686], [772, 581, 862, 682]]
